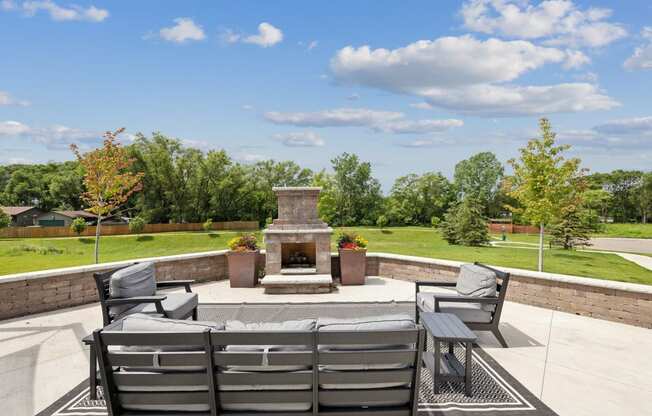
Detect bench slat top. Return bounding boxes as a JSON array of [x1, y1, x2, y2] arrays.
[[420, 312, 477, 342]]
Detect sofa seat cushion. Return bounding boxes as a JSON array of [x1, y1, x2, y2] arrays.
[[109, 262, 157, 316], [116, 370, 209, 392], [223, 319, 315, 372], [217, 369, 312, 391], [318, 314, 416, 371], [319, 368, 408, 390], [416, 288, 456, 311], [112, 293, 198, 321], [438, 302, 492, 323], [121, 402, 210, 412], [220, 403, 312, 412]]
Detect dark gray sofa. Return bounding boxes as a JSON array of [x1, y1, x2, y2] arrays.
[[94, 313, 425, 416]]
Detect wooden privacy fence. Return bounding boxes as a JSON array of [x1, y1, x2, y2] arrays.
[[0, 221, 259, 238], [488, 223, 539, 234]]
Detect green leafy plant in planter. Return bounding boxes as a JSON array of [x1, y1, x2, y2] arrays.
[[226, 233, 260, 288], [337, 231, 368, 285]]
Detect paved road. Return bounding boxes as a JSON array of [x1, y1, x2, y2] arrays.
[[590, 238, 652, 254]]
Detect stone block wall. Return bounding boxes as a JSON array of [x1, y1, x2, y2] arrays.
[[0, 251, 229, 321], [1, 250, 651, 329]]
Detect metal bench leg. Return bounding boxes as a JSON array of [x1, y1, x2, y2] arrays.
[[89, 344, 97, 400], [464, 341, 473, 397], [192, 307, 198, 321], [433, 338, 440, 395]]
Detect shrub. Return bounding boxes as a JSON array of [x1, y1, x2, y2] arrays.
[[376, 215, 388, 229], [430, 216, 440, 228], [70, 217, 87, 235], [228, 233, 259, 252], [129, 216, 146, 235], [0, 210, 10, 229], [336, 231, 368, 250], [440, 197, 490, 246], [202, 218, 213, 232]]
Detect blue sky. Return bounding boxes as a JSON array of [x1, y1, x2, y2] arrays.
[[1, 0, 651, 189]]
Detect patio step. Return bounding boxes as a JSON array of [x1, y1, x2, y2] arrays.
[[280, 267, 317, 275], [261, 274, 333, 294]]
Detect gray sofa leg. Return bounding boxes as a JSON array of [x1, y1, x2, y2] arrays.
[[493, 328, 508, 348], [192, 307, 198, 321]]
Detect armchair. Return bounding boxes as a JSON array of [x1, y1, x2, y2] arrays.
[[93, 262, 198, 326], [415, 262, 510, 347]]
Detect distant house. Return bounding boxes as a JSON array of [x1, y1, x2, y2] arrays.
[[1, 206, 44, 226], [35, 211, 99, 227]]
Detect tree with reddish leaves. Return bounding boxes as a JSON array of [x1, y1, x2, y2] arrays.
[[71, 128, 144, 263]]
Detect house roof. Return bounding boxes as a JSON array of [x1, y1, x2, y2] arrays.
[[54, 210, 98, 219], [1, 206, 38, 216]]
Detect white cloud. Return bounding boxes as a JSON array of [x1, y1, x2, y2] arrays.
[[18, 1, 108, 22], [556, 116, 652, 151], [346, 93, 360, 101], [234, 152, 266, 163], [373, 119, 464, 134], [219, 28, 241, 44], [241, 104, 255, 111], [398, 139, 436, 148], [159, 18, 205, 44], [420, 83, 618, 117], [0, 120, 102, 149], [265, 108, 404, 127], [0, 91, 29, 106], [624, 27, 652, 71], [243, 22, 283, 47], [264, 107, 464, 134], [307, 40, 318, 51], [461, 0, 626, 48], [563, 49, 590, 69], [410, 102, 434, 110], [1, 0, 16, 10], [0, 120, 30, 136], [273, 131, 325, 147], [330, 35, 618, 116], [331, 35, 566, 92]]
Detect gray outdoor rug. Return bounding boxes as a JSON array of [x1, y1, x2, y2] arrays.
[[37, 302, 557, 416]]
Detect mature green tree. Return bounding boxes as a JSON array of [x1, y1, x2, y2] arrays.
[[634, 172, 652, 223], [318, 153, 383, 226], [589, 170, 642, 222], [454, 152, 504, 216], [440, 197, 490, 246], [583, 188, 612, 220], [387, 172, 453, 225], [48, 163, 84, 210], [506, 118, 585, 271]]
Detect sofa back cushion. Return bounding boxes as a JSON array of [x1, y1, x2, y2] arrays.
[[222, 319, 316, 372], [317, 314, 415, 350], [109, 262, 157, 299], [456, 263, 497, 298]]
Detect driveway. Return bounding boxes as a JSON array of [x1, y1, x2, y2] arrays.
[[590, 238, 652, 254]]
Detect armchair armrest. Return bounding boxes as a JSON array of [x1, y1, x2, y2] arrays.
[[434, 295, 499, 312], [156, 280, 194, 293], [104, 295, 167, 315]]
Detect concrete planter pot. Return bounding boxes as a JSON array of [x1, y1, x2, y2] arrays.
[[339, 249, 366, 285], [227, 250, 259, 288]]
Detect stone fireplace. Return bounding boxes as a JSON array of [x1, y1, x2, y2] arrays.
[[261, 187, 333, 293]]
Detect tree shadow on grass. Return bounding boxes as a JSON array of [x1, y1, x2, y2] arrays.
[[208, 233, 221, 238], [136, 235, 154, 242], [77, 238, 95, 244], [381, 230, 393, 234]]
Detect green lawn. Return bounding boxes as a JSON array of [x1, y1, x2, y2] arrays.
[[594, 223, 652, 239], [1, 227, 651, 285]]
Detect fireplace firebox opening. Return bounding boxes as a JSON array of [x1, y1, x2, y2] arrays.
[[281, 242, 316, 269]]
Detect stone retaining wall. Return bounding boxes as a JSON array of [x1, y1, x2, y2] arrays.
[[0, 251, 228, 320], [1, 251, 651, 328]]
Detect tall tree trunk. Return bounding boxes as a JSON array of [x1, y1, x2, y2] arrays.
[[538, 222, 544, 272], [94, 215, 102, 264]]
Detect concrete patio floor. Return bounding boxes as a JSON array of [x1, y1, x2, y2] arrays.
[[0, 277, 650, 416]]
